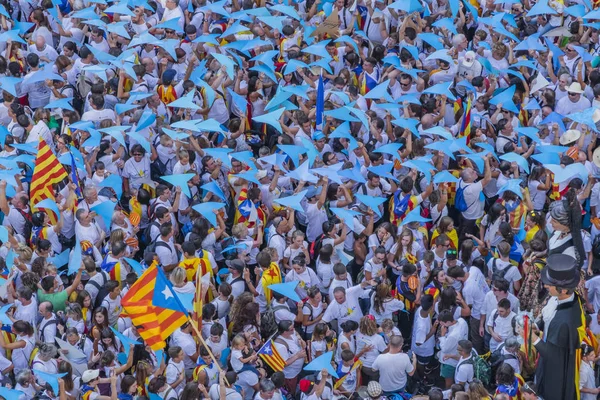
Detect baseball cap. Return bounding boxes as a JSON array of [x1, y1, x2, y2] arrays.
[[82, 369, 100, 383], [256, 169, 268, 180], [462, 51, 476, 68]]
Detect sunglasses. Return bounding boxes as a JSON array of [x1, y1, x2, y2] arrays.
[[568, 92, 579, 96], [447, 250, 457, 255], [133, 153, 143, 156]]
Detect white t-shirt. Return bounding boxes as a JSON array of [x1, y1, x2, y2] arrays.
[[487, 258, 522, 294], [322, 285, 367, 325], [458, 180, 484, 220], [368, 293, 405, 325], [487, 310, 517, 351], [412, 308, 435, 357], [166, 360, 186, 394], [482, 291, 520, 318], [274, 335, 304, 379], [355, 333, 387, 368], [171, 328, 198, 370], [455, 354, 475, 390], [438, 318, 469, 367], [372, 352, 414, 392], [461, 267, 490, 319], [585, 276, 600, 313]]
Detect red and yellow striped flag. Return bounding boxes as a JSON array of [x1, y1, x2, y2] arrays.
[[30, 139, 68, 223], [458, 97, 472, 145], [258, 340, 285, 372], [121, 264, 188, 350], [261, 262, 282, 304]]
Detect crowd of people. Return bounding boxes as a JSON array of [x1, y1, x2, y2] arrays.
[[2, 0, 600, 398]]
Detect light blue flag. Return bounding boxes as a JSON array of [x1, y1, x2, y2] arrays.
[[191, 202, 226, 226], [0, 226, 7, 243], [34, 198, 61, 222], [401, 208, 432, 226], [168, 90, 200, 110], [338, 162, 366, 184], [303, 351, 339, 378], [124, 257, 144, 276], [201, 181, 226, 201], [0, 304, 13, 325], [269, 281, 301, 302], [433, 170, 459, 184], [68, 238, 82, 276], [286, 160, 318, 183], [500, 152, 530, 173], [277, 145, 307, 167], [48, 249, 70, 268], [33, 370, 67, 394], [110, 326, 141, 356], [96, 174, 123, 200], [0, 77, 23, 97], [91, 201, 116, 229], [234, 171, 262, 185], [44, 97, 74, 111], [355, 194, 386, 217], [203, 148, 233, 169], [330, 207, 362, 231], [152, 268, 189, 315], [161, 174, 195, 199], [497, 179, 524, 199], [253, 108, 285, 134], [0, 387, 24, 400], [196, 119, 227, 133], [273, 190, 308, 212]]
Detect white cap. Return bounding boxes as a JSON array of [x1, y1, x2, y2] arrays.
[[82, 369, 100, 383], [462, 51, 476, 68], [256, 169, 268, 180]]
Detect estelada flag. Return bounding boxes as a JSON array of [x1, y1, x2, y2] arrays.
[[121, 264, 187, 350]]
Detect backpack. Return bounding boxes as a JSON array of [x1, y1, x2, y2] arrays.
[[142, 220, 161, 245], [38, 318, 61, 343], [88, 271, 110, 309], [14, 208, 33, 246], [459, 351, 492, 387], [260, 305, 287, 339], [309, 234, 326, 260], [77, 73, 93, 98], [220, 236, 238, 261], [592, 234, 600, 260], [61, 84, 84, 115], [489, 343, 518, 379], [491, 258, 509, 282], [151, 157, 170, 184], [455, 180, 474, 212], [146, 239, 174, 257]]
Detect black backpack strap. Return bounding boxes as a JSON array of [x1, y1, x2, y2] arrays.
[[155, 241, 172, 252], [274, 337, 291, 355]]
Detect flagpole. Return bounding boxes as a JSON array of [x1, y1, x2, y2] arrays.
[[186, 316, 231, 386]]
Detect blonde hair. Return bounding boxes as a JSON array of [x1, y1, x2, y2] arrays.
[[169, 267, 187, 287], [16, 244, 33, 262], [232, 223, 247, 239], [231, 334, 247, 348]]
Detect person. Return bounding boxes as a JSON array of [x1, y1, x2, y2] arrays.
[[372, 335, 416, 394], [438, 309, 469, 388], [530, 254, 586, 400]]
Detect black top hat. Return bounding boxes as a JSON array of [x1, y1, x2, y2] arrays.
[[540, 254, 580, 289]]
